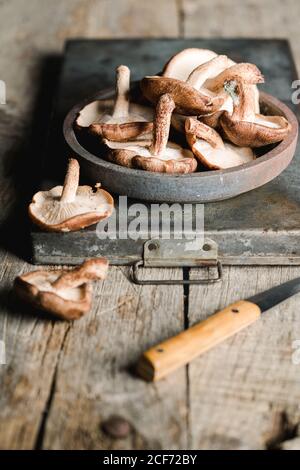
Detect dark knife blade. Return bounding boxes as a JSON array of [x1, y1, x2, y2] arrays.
[[247, 276, 300, 312]]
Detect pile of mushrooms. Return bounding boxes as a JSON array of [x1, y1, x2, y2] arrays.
[[76, 49, 291, 172], [14, 258, 109, 320]]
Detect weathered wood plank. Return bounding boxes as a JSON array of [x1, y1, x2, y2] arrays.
[[40, 267, 187, 450], [0, 0, 185, 450], [182, 0, 300, 73], [1, 0, 300, 452], [86, 0, 180, 38], [0, 258, 70, 449], [188, 266, 300, 449]]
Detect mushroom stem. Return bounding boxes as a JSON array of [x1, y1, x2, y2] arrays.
[[186, 55, 229, 90], [185, 117, 224, 149], [206, 63, 264, 92], [224, 80, 257, 121], [112, 65, 130, 119], [60, 158, 80, 203], [52, 259, 109, 290], [150, 94, 175, 156]]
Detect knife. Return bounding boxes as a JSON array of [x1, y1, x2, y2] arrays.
[[137, 277, 300, 381]]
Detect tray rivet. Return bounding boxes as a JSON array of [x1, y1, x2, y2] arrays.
[[202, 243, 212, 251], [148, 242, 158, 251]]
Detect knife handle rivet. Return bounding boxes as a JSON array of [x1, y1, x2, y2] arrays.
[[231, 308, 239, 313]]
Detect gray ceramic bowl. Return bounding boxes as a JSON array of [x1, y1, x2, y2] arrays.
[[63, 88, 298, 203]]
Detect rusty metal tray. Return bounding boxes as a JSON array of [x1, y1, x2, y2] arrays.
[[31, 39, 300, 266]]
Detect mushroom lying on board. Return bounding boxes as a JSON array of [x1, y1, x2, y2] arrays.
[[76, 65, 153, 142], [220, 77, 291, 147], [105, 93, 197, 174], [162, 48, 218, 81], [14, 258, 109, 320], [185, 117, 255, 170], [29, 158, 114, 232]]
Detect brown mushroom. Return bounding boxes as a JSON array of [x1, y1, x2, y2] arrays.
[[185, 55, 233, 90], [162, 48, 218, 81], [220, 78, 291, 147], [79, 65, 153, 141], [185, 117, 255, 170], [75, 99, 114, 131], [170, 55, 235, 132], [29, 158, 114, 232], [14, 258, 109, 320], [187, 56, 263, 113], [140, 73, 225, 116], [203, 62, 263, 92], [167, 60, 262, 131], [106, 94, 197, 174], [194, 61, 263, 128]]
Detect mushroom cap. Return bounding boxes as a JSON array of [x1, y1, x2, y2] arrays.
[[171, 93, 233, 133], [162, 48, 218, 81], [205, 62, 264, 91], [75, 99, 114, 129], [190, 138, 255, 170], [185, 118, 255, 170], [186, 55, 233, 90], [53, 258, 109, 289], [89, 120, 153, 142], [197, 60, 261, 114], [75, 99, 154, 141], [199, 109, 226, 129], [220, 112, 291, 147], [14, 270, 92, 320], [29, 185, 114, 232], [140, 76, 225, 115], [105, 140, 197, 174]]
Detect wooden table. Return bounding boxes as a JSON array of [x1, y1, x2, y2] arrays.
[[1, 0, 300, 450]]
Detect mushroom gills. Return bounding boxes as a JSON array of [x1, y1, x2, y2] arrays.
[[76, 99, 114, 128], [30, 186, 112, 226], [162, 48, 218, 81], [99, 104, 153, 125], [185, 117, 255, 169], [15, 258, 109, 320], [194, 139, 255, 169], [107, 141, 193, 161], [77, 101, 153, 127], [29, 272, 85, 302], [253, 115, 282, 128], [80, 66, 154, 141], [171, 58, 258, 133], [221, 78, 291, 147], [105, 93, 197, 173], [29, 159, 114, 231]]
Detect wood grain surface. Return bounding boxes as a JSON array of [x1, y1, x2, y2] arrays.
[[0, 0, 300, 450]]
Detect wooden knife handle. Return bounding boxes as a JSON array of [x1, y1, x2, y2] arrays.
[[137, 300, 261, 382]]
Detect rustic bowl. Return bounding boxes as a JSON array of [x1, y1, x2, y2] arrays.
[[63, 88, 298, 203]]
